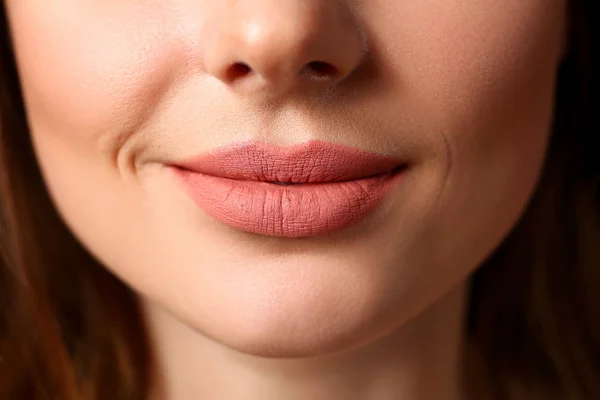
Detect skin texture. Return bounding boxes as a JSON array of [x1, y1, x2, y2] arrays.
[[4, 0, 566, 398]]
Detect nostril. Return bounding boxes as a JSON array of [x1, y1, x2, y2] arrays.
[[301, 61, 339, 80], [225, 62, 252, 82]]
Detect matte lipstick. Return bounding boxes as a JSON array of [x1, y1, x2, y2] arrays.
[[171, 140, 404, 237]]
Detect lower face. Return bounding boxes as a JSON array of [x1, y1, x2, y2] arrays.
[[4, 0, 566, 356]]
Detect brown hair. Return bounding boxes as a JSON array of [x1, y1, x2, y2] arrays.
[[1, 1, 598, 399]]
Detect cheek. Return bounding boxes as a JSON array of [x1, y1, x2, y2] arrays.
[[369, 0, 565, 138], [398, 0, 564, 195], [354, 1, 566, 204], [5, 1, 187, 155], [362, 1, 565, 270]]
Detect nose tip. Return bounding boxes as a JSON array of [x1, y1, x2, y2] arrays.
[[203, 0, 366, 98]]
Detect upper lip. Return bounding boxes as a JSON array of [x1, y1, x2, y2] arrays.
[[172, 141, 405, 183]]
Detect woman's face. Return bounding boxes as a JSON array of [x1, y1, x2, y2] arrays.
[[4, 0, 566, 356]]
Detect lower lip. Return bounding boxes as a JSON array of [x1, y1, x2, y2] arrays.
[[172, 168, 403, 238]]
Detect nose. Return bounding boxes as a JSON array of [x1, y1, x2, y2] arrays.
[[203, 0, 366, 99]]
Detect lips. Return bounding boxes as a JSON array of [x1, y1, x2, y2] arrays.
[[171, 140, 405, 238]]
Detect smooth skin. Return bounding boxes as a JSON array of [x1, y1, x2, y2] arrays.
[[4, 0, 566, 399]]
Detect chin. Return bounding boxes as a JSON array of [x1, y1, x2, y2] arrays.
[[195, 309, 395, 359], [148, 258, 411, 359]]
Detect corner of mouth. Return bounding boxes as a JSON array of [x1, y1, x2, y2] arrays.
[[359, 163, 408, 180]]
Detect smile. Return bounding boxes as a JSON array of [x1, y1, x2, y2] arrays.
[[171, 140, 406, 238]]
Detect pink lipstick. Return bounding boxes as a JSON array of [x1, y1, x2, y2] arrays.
[[171, 140, 405, 238]]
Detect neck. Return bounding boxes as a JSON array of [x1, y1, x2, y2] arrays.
[[144, 282, 471, 400]]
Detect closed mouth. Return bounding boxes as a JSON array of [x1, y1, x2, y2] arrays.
[[170, 140, 406, 238]]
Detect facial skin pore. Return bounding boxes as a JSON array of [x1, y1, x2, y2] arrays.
[[4, 0, 566, 399]]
